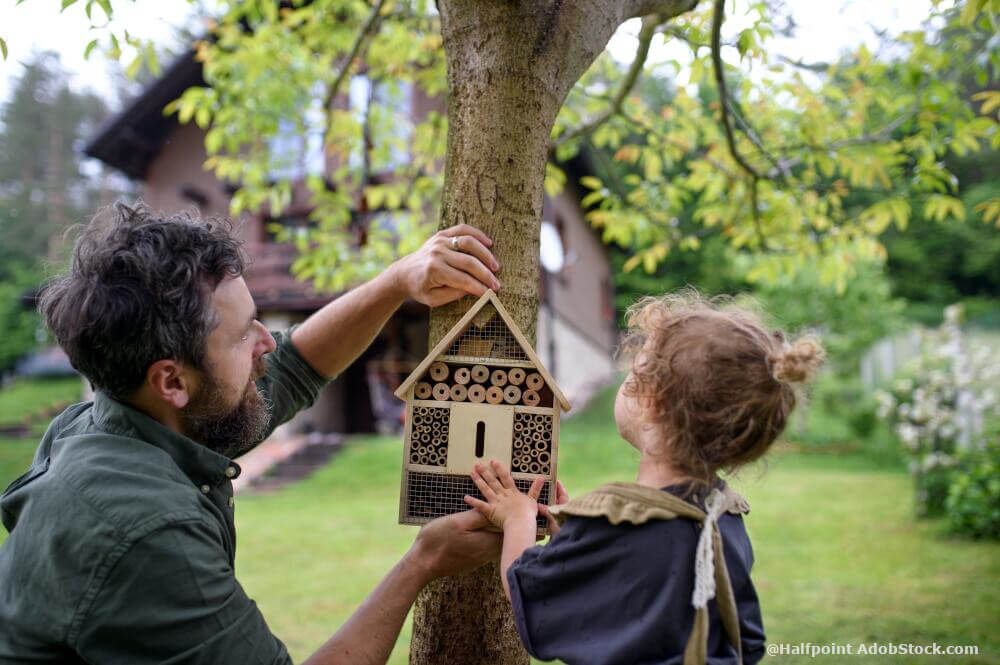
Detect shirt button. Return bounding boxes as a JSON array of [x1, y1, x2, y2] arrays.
[[200, 484, 211, 494], [225, 466, 237, 479]]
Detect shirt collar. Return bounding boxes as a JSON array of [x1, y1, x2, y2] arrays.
[[91, 391, 239, 487]]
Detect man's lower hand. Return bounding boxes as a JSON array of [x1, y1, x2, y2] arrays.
[[408, 510, 503, 583]]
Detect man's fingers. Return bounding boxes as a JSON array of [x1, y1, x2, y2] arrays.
[[423, 286, 467, 308], [448, 235, 500, 273], [435, 263, 492, 298], [539, 505, 561, 535], [439, 224, 493, 248], [526, 476, 544, 500], [442, 249, 501, 292]]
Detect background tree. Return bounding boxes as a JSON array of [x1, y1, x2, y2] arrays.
[[4, 0, 999, 662], [0, 53, 114, 373]]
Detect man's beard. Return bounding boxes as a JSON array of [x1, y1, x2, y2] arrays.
[[181, 357, 271, 459]]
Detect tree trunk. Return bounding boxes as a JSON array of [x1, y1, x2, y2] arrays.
[[412, 2, 697, 663]]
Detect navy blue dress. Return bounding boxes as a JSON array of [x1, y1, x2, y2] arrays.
[[507, 485, 766, 665]]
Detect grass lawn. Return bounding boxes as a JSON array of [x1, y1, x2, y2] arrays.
[[3, 384, 998, 664], [0, 376, 82, 428]]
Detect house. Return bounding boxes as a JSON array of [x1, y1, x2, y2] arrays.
[[393, 290, 569, 529], [84, 50, 618, 437]]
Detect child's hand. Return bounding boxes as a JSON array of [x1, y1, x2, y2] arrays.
[[465, 460, 544, 531]]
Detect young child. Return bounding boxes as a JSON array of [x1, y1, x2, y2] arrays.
[[464, 291, 824, 665]]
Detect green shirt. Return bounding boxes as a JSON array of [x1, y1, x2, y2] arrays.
[[0, 330, 329, 664]]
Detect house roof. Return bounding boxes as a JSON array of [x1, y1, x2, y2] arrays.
[[83, 50, 204, 179], [394, 290, 571, 412]]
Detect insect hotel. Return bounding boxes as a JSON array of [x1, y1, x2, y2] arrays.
[[394, 290, 570, 532]]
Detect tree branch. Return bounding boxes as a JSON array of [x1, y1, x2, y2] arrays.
[[556, 14, 661, 147], [627, 0, 700, 20], [710, 0, 763, 183], [322, 0, 387, 113]]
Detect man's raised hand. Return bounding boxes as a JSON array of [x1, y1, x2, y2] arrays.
[[389, 224, 501, 308]]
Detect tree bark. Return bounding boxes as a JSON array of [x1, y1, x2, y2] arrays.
[[413, 2, 698, 663]]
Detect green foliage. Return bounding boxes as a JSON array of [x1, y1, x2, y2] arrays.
[[0, 53, 117, 370], [0, 265, 42, 374], [554, 1, 1000, 291], [947, 435, 1000, 540]]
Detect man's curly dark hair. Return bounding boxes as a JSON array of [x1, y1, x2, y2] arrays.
[[40, 201, 247, 401]]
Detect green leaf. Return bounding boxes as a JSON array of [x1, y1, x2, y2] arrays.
[[0, 38, 6, 61], [145, 42, 160, 76], [61, 0, 78, 10], [125, 53, 143, 79], [83, 39, 98, 60], [580, 176, 602, 190], [109, 33, 121, 60]]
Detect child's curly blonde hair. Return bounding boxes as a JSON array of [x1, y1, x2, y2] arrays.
[[620, 289, 825, 482]]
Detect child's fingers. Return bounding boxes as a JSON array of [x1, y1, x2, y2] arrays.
[[526, 476, 544, 500], [490, 459, 516, 490], [555, 480, 570, 505], [474, 462, 505, 495], [463, 495, 497, 524], [470, 468, 497, 499]]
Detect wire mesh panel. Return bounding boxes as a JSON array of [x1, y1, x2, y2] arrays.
[[511, 412, 553, 475], [402, 471, 550, 529], [408, 406, 449, 467], [445, 303, 528, 362]]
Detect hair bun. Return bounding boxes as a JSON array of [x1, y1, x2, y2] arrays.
[[770, 337, 825, 384]]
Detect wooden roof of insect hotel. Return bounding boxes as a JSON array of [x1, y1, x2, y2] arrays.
[[395, 290, 571, 412]]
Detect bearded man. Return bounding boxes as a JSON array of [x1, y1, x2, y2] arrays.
[[0, 202, 504, 664]]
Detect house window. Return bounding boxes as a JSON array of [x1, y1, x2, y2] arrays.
[[349, 74, 413, 172], [268, 85, 326, 180]]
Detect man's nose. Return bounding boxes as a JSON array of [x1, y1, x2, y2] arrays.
[[254, 321, 277, 356]]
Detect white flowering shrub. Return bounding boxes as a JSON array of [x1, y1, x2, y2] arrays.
[[875, 305, 1000, 517]]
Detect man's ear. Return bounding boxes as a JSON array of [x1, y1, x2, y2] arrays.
[[145, 359, 196, 409]]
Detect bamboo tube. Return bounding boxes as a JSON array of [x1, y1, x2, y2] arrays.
[[453, 367, 471, 385], [490, 369, 508, 387], [432, 383, 451, 401], [522, 390, 540, 406], [526, 373, 544, 391], [529, 462, 541, 474], [503, 385, 521, 404], [538, 451, 550, 464], [535, 440, 548, 452], [415, 383, 432, 399], [485, 386, 504, 404], [531, 431, 542, 442], [450, 384, 468, 402], [508, 367, 526, 386], [419, 455, 431, 465], [468, 384, 486, 403], [471, 364, 489, 383], [429, 362, 449, 382], [513, 421, 524, 432]]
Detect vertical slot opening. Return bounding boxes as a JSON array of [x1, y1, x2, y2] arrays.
[[475, 421, 486, 458]]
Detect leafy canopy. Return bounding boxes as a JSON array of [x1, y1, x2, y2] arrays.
[[6, 0, 999, 293]]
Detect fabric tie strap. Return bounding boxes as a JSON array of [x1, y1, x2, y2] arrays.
[[692, 488, 726, 610]]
